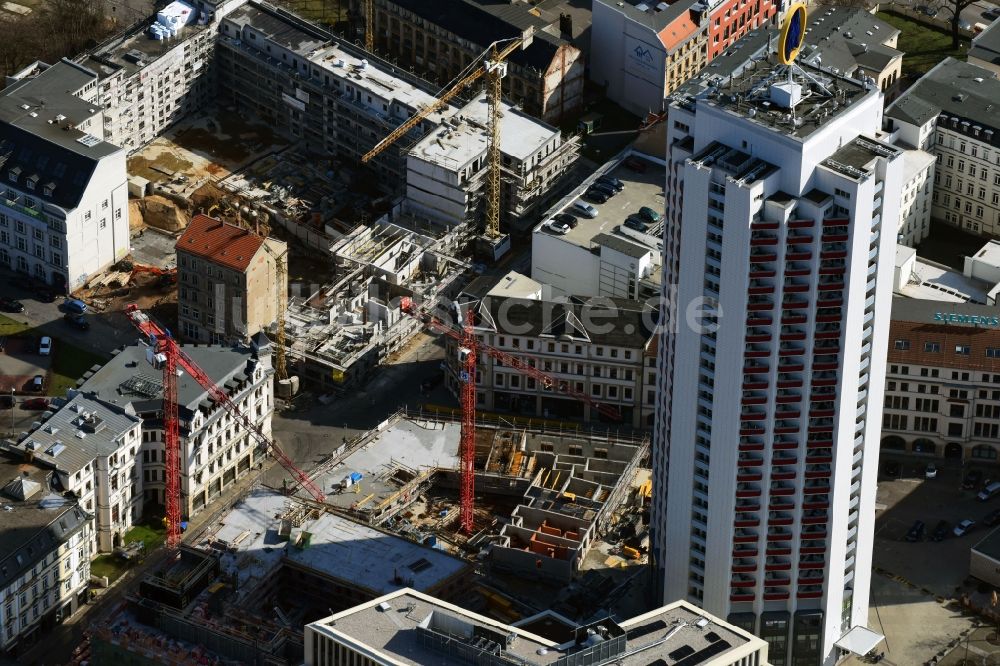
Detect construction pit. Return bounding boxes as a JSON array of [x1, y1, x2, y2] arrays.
[[88, 413, 650, 665]]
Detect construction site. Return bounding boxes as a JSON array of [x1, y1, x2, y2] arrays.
[[85, 411, 650, 665], [282, 221, 471, 393]]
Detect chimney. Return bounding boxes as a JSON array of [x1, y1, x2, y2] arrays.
[[560, 13, 573, 39]]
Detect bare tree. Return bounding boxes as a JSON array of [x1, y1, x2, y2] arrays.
[[935, 0, 975, 49]]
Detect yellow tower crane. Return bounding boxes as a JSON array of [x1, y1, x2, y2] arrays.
[[360, 31, 532, 243], [364, 0, 373, 52]]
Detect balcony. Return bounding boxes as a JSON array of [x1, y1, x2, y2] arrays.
[[779, 345, 805, 357], [733, 546, 759, 557], [786, 251, 812, 261], [732, 559, 758, 573], [742, 395, 767, 405], [787, 234, 813, 244], [775, 393, 801, 404], [768, 513, 793, 526], [769, 485, 795, 497], [799, 557, 826, 570], [737, 484, 762, 498], [780, 329, 807, 341], [746, 316, 773, 327], [740, 425, 766, 436], [731, 592, 755, 602], [766, 546, 792, 556], [783, 283, 809, 293], [781, 314, 807, 325], [748, 299, 775, 311], [750, 269, 777, 278], [751, 251, 778, 262], [767, 529, 793, 541], [803, 483, 831, 495], [731, 576, 757, 588], [765, 574, 791, 586], [739, 440, 766, 452], [777, 378, 803, 388], [766, 558, 792, 571], [769, 498, 795, 512], [800, 544, 827, 554], [789, 219, 815, 229], [785, 264, 812, 276], [764, 589, 790, 601], [796, 588, 824, 599], [737, 472, 763, 484], [751, 236, 778, 246], [739, 455, 764, 468], [805, 464, 831, 480], [733, 530, 759, 543], [771, 467, 796, 480], [774, 422, 800, 434], [818, 281, 845, 291], [820, 250, 847, 260], [778, 362, 804, 373], [736, 501, 762, 512], [806, 452, 832, 464], [735, 513, 761, 526], [803, 495, 829, 510]]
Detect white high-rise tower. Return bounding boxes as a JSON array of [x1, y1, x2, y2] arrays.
[[652, 23, 899, 665]]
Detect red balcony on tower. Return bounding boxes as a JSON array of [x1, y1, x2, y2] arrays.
[[764, 590, 790, 601], [765, 560, 791, 571], [732, 560, 757, 573], [783, 284, 809, 293], [797, 589, 824, 599], [786, 251, 812, 261], [777, 379, 803, 388], [781, 314, 807, 325], [771, 469, 796, 481], [766, 546, 792, 557], [789, 219, 815, 229], [750, 269, 777, 278], [746, 317, 772, 327], [800, 544, 827, 554], [737, 473, 763, 484], [731, 592, 755, 602], [739, 441, 765, 452], [746, 334, 772, 343]]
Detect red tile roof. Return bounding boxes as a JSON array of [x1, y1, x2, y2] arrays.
[[175, 214, 265, 273], [889, 320, 1000, 372]]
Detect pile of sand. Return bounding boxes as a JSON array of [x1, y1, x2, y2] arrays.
[[135, 195, 189, 232]]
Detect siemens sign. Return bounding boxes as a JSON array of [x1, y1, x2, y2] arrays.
[[934, 312, 1000, 326]]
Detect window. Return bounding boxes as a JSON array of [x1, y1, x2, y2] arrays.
[[956, 345, 971, 355], [988, 347, 1000, 358], [924, 342, 940, 353], [894, 340, 910, 350]]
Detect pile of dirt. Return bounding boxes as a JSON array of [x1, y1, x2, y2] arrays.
[[128, 199, 145, 231], [137, 195, 189, 232]]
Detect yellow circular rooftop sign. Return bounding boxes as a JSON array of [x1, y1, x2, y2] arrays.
[[778, 3, 809, 65]]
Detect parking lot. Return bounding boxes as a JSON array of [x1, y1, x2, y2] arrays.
[[0, 337, 50, 394], [863, 457, 1000, 664], [544, 156, 665, 243]]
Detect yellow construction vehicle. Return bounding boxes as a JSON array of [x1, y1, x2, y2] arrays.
[[361, 31, 533, 246]]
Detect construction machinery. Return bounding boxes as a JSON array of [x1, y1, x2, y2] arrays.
[[258, 241, 289, 381], [361, 31, 533, 255], [400, 296, 620, 534], [130, 263, 177, 287], [124, 304, 325, 548]]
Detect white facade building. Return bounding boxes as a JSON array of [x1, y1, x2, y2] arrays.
[[76, 339, 275, 518], [886, 57, 1000, 238], [0, 464, 93, 655], [896, 148, 935, 247], [10, 393, 144, 553], [654, 51, 899, 664], [0, 60, 129, 291]]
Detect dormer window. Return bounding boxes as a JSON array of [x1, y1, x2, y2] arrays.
[[8, 168, 19, 183], [25, 178, 35, 191]]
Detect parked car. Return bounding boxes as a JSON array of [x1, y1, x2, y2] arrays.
[[984, 509, 1000, 527], [21, 397, 49, 410], [596, 175, 624, 192], [917, 5, 938, 16], [638, 206, 663, 223], [958, 18, 973, 30], [62, 297, 87, 314], [964, 470, 984, 490], [624, 156, 647, 172], [925, 463, 938, 479], [585, 188, 611, 204], [7, 274, 30, 289], [0, 298, 24, 313], [979, 481, 1000, 501], [33, 285, 56, 303], [932, 520, 950, 541], [572, 201, 598, 218], [624, 217, 650, 233], [905, 520, 925, 542], [984, 8, 1000, 20], [548, 220, 571, 235], [64, 313, 90, 331], [38, 336, 52, 356], [881, 460, 900, 477], [30, 375, 44, 393], [554, 213, 578, 228], [954, 519, 977, 537]]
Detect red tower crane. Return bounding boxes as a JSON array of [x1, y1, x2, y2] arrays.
[[124, 305, 325, 548], [400, 297, 621, 534]]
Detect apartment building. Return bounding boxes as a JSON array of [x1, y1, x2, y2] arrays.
[[968, 18, 1000, 76], [881, 297, 1000, 461], [7, 393, 143, 553], [176, 214, 288, 344], [305, 588, 770, 666], [406, 93, 579, 229], [75, 340, 275, 517], [886, 58, 1000, 238], [706, 0, 778, 61], [0, 463, 93, 656], [443, 286, 657, 429], [896, 148, 936, 247], [364, 0, 584, 123], [0, 60, 129, 291], [215, 1, 450, 190], [591, 0, 708, 117], [77, 0, 246, 152], [655, 42, 899, 663], [795, 7, 902, 92]]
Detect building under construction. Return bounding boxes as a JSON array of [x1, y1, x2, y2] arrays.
[[284, 221, 470, 392], [313, 411, 649, 582]]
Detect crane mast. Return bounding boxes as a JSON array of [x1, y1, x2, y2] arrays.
[[125, 305, 326, 523]]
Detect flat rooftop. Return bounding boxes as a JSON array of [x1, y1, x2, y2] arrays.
[[202, 489, 470, 597], [310, 589, 765, 665], [820, 135, 901, 182], [410, 93, 559, 169], [316, 418, 461, 511], [83, 16, 212, 79], [538, 154, 664, 252], [895, 257, 989, 304], [974, 526, 1000, 561], [225, 1, 329, 56], [675, 38, 873, 140]]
